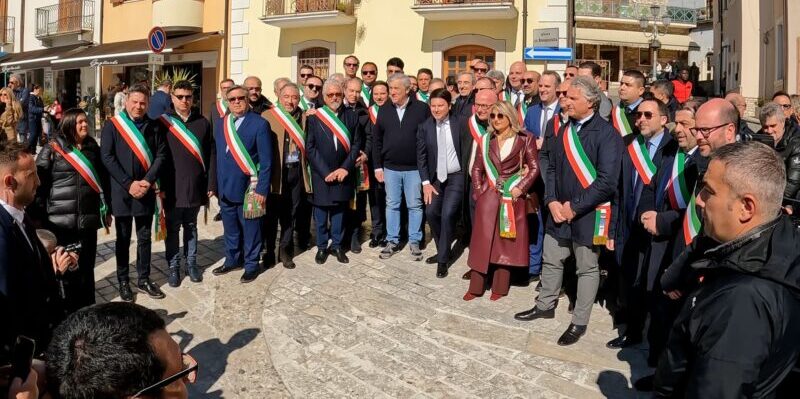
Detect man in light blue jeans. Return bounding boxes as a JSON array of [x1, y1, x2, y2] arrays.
[[383, 168, 423, 256]]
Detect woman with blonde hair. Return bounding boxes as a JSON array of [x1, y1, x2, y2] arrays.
[[0, 87, 23, 142], [465, 100, 539, 301]]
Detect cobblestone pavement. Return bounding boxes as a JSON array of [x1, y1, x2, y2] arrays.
[[92, 211, 652, 398]]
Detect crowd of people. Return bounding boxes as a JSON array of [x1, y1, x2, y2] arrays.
[[1, 54, 800, 398]]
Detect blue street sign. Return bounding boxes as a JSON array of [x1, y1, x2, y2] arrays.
[[524, 47, 573, 61], [148, 27, 167, 54]]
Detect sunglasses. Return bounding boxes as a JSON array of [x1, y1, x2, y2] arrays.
[[299, 73, 312, 78], [227, 96, 247, 103], [489, 113, 506, 120], [635, 111, 655, 120], [780, 103, 792, 109], [326, 92, 343, 98], [471, 67, 488, 73], [523, 78, 536, 84], [133, 353, 198, 398], [362, 70, 377, 76], [173, 94, 193, 101], [345, 62, 359, 67], [564, 73, 576, 77], [556, 91, 567, 97], [306, 84, 322, 91]]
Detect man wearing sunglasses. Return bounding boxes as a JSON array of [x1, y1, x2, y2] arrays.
[[244, 76, 273, 114], [210, 78, 235, 222], [520, 70, 541, 108], [607, 98, 676, 352], [46, 302, 199, 399], [303, 75, 323, 110], [298, 64, 314, 86], [361, 62, 379, 89], [772, 91, 798, 131], [470, 60, 489, 80], [343, 55, 360, 79], [160, 80, 216, 287]]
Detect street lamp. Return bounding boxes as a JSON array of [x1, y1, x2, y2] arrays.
[[640, 4, 671, 82]]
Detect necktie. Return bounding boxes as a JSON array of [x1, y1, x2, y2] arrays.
[[540, 105, 549, 135], [437, 122, 448, 183]]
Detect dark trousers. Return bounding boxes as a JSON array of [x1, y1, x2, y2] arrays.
[[52, 226, 97, 313], [367, 183, 386, 241], [314, 204, 346, 250], [646, 289, 683, 367], [426, 174, 464, 263], [220, 198, 263, 273], [165, 206, 200, 269], [114, 215, 153, 285], [346, 191, 368, 247], [619, 233, 649, 338], [264, 165, 307, 255], [468, 266, 512, 296]]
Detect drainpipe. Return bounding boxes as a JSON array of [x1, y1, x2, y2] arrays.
[[222, 0, 229, 78], [96, 0, 103, 105], [522, 0, 527, 59], [566, 0, 573, 49], [19, 0, 24, 53]]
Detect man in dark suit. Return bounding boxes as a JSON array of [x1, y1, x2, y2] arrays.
[[343, 77, 370, 254], [514, 76, 624, 346], [452, 72, 475, 118], [417, 89, 464, 278], [209, 78, 234, 222], [306, 80, 361, 264], [614, 70, 646, 135], [100, 84, 168, 302], [0, 141, 76, 363], [211, 85, 272, 283], [523, 71, 561, 139], [147, 80, 172, 120], [607, 98, 676, 350]]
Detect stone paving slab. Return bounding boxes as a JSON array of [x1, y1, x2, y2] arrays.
[[91, 215, 652, 398]]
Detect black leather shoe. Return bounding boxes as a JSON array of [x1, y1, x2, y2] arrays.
[[334, 249, 349, 264], [279, 247, 295, 269], [188, 266, 203, 283], [240, 269, 260, 283], [425, 254, 439, 264], [212, 264, 243, 276], [557, 324, 587, 346], [605, 334, 642, 349], [461, 270, 471, 280], [436, 262, 448, 278], [262, 252, 276, 269], [633, 374, 655, 391], [119, 282, 134, 302], [315, 248, 329, 264], [513, 306, 555, 321], [368, 238, 380, 248], [138, 280, 166, 299], [167, 267, 181, 287], [350, 240, 362, 254]]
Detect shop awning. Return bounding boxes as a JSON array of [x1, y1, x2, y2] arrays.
[[49, 32, 219, 70], [0, 44, 85, 73]]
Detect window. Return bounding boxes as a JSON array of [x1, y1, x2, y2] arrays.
[[442, 45, 495, 78], [639, 48, 652, 66], [298, 47, 330, 79]]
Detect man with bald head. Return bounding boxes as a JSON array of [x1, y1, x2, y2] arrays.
[[725, 92, 756, 138], [244, 76, 272, 113], [521, 70, 541, 108], [506, 61, 527, 106], [693, 98, 739, 157]]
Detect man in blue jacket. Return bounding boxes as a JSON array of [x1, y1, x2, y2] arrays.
[[211, 85, 272, 283]]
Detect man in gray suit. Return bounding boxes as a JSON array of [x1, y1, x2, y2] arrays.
[[578, 61, 612, 121]]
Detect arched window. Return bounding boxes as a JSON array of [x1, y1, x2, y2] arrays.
[[298, 47, 330, 80], [443, 45, 495, 78]]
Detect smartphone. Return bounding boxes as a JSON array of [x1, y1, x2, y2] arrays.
[[64, 242, 82, 253], [11, 335, 35, 382]]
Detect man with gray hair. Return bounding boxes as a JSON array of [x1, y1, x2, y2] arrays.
[[725, 91, 756, 138], [453, 71, 475, 117], [8, 74, 29, 139], [649, 80, 679, 121], [486, 70, 506, 99], [654, 141, 800, 398], [759, 102, 800, 203], [514, 76, 624, 346], [272, 77, 291, 102]]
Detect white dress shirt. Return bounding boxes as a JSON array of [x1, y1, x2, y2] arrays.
[[0, 199, 32, 248]]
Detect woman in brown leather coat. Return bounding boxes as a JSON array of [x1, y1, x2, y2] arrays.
[[465, 101, 539, 301]]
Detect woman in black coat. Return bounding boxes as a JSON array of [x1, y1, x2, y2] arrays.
[[32, 108, 111, 313]]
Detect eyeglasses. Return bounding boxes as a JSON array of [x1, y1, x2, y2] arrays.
[[345, 62, 360, 67], [227, 96, 247, 103], [522, 78, 536, 84], [564, 73, 575, 77], [173, 94, 193, 101], [362, 70, 377, 76], [474, 103, 493, 110], [306, 84, 322, 91], [326, 92, 343, 98], [471, 67, 488, 73], [247, 86, 262, 92], [133, 353, 198, 398], [635, 111, 655, 120], [489, 113, 506, 120], [690, 122, 731, 138], [779, 103, 792, 109], [556, 91, 567, 97], [299, 73, 312, 78]]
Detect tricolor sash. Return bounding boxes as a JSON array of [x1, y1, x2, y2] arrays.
[[552, 114, 562, 136], [269, 104, 306, 156], [499, 91, 511, 102], [357, 162, 370, 191], [468, 114, 487, 150], [216, 99, 228, 118], [160, 115, 205, 170], [223, 113, 264, 219], [317, 106, 351, 152], [562, 123, 612, 245], [361, 85, 372, 104], [111, 112, 167, 240], [416, 91, 429, 103], [51, 142, 109, 232], [299, 96, 311, 112], [611, 105, 634, 136], [666, 150, 691, 210], [516, 100, 527, 125], [628, 135, 656, 185], [368, 104, 379, 125], [683, 191, 701, 244], [479, 133, 523, 238]]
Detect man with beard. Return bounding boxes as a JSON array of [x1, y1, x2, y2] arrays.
[[244, 76, 272, 113]]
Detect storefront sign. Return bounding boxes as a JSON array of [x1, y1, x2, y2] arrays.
[[1, 65, 21, 73], [90, 59, 119, 68]]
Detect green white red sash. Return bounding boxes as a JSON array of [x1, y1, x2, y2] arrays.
[[361, 85, 371, 104], [516, 100, 527, 125], [111, 112, 166, 240], [611, 104, 633, 136], [299, 97, 311, 112], [416, 91, 429, 103], [357, 162, 370, 191], [628, 135, 656, 185], [160, 115, 205, 171], [552, 114, 562, 136], [51, 142, 109, 231], [223, 113, 264, 218], [216, 99, 228, 117], [683, 191, 701, 244], [468, 114, 487, 150], [317, 106, 351, 152], [666, 150, 691, 210], [479, 133, 523, 237], [562, 123, 611, 245], [368, 104, 379, 125], [499, 91, 511, 102], [269, 104, 306, 156]]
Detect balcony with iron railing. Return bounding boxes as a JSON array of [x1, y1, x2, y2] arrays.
[[412, 0, 517, 20], [262, 0, 356, 28], [0, 16, 13, 46], [575, 0, 697, 26], [35, 0, 94, 40], [695, 5, 712, 23]]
